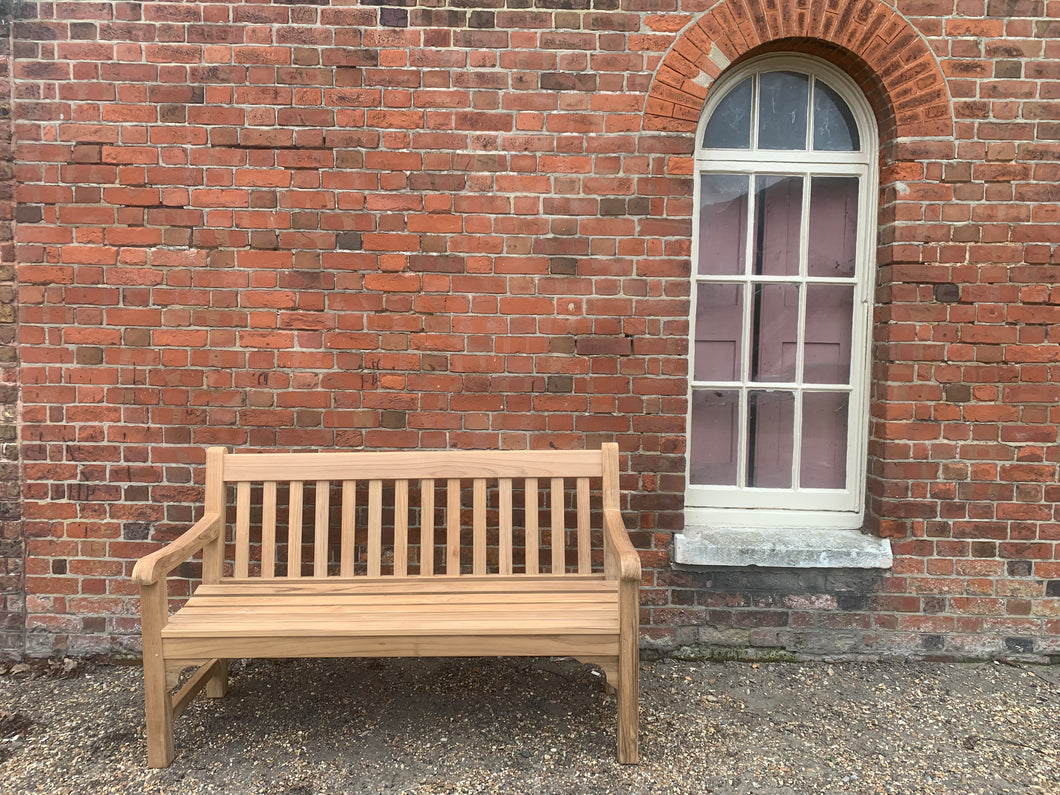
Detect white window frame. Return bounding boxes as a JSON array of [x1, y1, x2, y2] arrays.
[[686, 54, 879, 531]]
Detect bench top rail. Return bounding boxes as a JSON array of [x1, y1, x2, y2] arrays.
[[214, 446, 620, 581], [222, 449, 605, 483]]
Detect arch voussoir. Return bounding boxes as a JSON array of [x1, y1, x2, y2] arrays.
[[644, 0, 955, 140]]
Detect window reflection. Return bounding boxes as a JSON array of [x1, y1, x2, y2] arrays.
[[698, 174, 748, 276], [757, 71, 808, 150], [703, 77, 752, 149], [813, 81, 859, 151]]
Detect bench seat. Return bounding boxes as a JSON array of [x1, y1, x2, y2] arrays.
[[163, 576, 620, 657]]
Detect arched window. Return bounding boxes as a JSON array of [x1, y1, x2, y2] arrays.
[[687, 55, 879, 531]]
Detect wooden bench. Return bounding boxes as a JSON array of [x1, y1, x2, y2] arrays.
[[132, 443, 641, 767]]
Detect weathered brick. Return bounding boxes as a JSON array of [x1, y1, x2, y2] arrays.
[[4, 0, 1060, 664]]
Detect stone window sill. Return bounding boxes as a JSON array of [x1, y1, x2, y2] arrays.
[[673, 526, 893, 569]]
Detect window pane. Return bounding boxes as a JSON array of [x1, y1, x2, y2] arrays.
[[804, 284, 854, 384], [753, 175, 802, 277], [813, 80, 860, 151], [703, 77, 752, 149], [690, 389, 739, 486], [748, 390, 794, 488], [698, 174, 748, 276], [694, 283, 743, 382], [801, 392, 849, 489], [750, 283, 798, 382], [757, 71, 808, 150], [808, 177, 858, 278]]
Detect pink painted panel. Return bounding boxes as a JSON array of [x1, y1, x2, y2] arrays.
[[698, 174, 748, 276], [751, 283, 798, 382], [690, 389, 738, 486], [694, 282, 743, 382], [754, 175, 802, 276], [748, 390, 794, 488], [808, 177, 858, 278], [801, 392, 849, 489], [804, 284, 854, 384]]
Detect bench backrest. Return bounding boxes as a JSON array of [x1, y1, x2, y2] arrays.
[[203, 444, 622, 580]]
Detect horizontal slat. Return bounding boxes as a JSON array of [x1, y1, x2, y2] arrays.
[[207, 575, 611, 596], [163, 634, 620, 660], [182, 591, 617, 608], [222, 449, 604, 482], [162, 607, 618, 637]]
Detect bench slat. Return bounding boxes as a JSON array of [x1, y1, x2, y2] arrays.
[[261, 482, 277, 579], [287, 481, 304, 578], [182, 591, 617, 608], [395, 480, 409, 577], [340, 480, 355, 577], [205, 575, 610, 595], [446, 479, 460, 576], [499, 478, 513, 575], [313, 480, 329, 578], [525, 478, 538, 575], [577, 477, 591, 574], [163, 634, 620, 661], [235, 482, 251, 579], [473, 478, 486, 576], [368, 480, 382, 577], [550, 477, 564, 574], [164, 608, 618, 637], [420, 479, 435, 576]]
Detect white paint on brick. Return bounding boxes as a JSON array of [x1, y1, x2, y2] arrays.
[[707, 43, 730, 71]]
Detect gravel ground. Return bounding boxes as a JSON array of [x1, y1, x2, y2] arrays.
[[0, 655, 1057, 794]]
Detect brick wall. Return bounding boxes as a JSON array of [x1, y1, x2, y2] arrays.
[[0, 4, 21, 659], [10, 0, 1060, 660]]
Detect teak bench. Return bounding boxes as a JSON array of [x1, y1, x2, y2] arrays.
[[132, 443, 640, 767]]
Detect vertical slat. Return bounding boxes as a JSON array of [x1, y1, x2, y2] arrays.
[[201, 447, 226, 586], [499, 477, 513, 575], [550, 477, 564, 574], [234, 481, 251, 578], [473, 478, 486, 575], [287, 481, 304, 578], [446, 479, 460, 576], [313, 480, 330, 578], [420, 479, 435, 576], [368, 479, 382, 577], [577, 476, 591, 574], [261, 481, 277, 579], [525, 477, 538, 575], [340, 480, 356, 577], [394, 480, 409, 577]]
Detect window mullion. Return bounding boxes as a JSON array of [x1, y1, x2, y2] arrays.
[[791, 173, 812, 491], [736, 173, 757, 489]]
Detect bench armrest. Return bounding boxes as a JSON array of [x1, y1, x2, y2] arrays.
[[131, 513, 223, 586], [603, 508, 641, 583]]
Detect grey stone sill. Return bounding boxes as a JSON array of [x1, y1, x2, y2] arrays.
[[673, 526, 893, 569]]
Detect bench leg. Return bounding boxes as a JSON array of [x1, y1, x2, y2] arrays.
[[205, 658, 229, 698], [141, 581, 175, 768], [617, 650, 639, 764], [144, 653, 175, 767]]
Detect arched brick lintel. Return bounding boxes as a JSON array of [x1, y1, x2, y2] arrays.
[[644, 0, 954, 146]]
